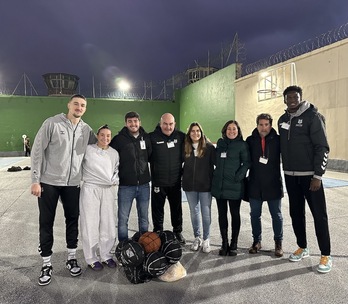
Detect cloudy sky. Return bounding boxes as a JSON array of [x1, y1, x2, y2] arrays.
[[0, 0, 347, 95]]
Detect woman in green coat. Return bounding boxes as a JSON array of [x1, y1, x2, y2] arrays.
[[211, 120, 250, 256]]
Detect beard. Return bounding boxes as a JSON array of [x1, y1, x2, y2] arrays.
[[72, 112, 82, 118]]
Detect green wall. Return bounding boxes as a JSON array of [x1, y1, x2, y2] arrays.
[[177, 64, 237, 143], [0, 64, 238, 153], [0, 95, 179, 153]]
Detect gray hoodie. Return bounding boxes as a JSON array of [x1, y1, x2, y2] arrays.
[[31, 113, 96, 186]]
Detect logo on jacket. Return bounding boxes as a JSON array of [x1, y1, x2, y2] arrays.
[[295, 119, 303, 127], [321, 152, 329, 170]]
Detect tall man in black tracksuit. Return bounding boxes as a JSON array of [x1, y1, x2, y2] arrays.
[[110, 112, 152, 241], [149, 113, 186, 244], [278, 85, 332, 273]]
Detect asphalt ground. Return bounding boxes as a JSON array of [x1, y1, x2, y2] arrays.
[[1, 157, 348, 304]]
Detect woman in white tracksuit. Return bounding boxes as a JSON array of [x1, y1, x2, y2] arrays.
[[80, 124, 119, 271]]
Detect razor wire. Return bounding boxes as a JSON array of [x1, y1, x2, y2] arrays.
[[245, 22, 348, 75]]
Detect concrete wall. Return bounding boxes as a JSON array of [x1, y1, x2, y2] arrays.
[[2, 39, 347, 173], [178, 64, 238, 143], [235, 39, 348, 172], [0, 96, 179, 155]]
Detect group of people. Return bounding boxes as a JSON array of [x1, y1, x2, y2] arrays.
[[30, 85, 332, 286]]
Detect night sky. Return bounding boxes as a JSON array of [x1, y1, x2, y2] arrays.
[[0, 0, 347, 95]]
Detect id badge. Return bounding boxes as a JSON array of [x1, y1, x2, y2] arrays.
[[140, 140, 146, 150], [259, 156, 268, 164], [281, 122, 290, 130], [167, 141, 175, 148], [221, 152, 227, 158]]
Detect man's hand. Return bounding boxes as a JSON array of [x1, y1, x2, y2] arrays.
[[31, 183, 42, 197], [309, 178, 321, 192]]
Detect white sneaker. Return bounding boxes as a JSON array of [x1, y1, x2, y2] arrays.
[[191, 237, 202, 251], [202, 239, 211, 253]]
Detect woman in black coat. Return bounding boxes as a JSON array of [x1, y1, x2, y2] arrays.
[[182, 122, 216, 253]]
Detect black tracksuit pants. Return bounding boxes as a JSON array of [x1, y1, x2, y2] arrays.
[[151, 184, 183, 233], [38, 183, 80, 257], [284, 175, 331, 256]]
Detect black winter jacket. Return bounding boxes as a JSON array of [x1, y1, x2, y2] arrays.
[[278, 101, 329, 177], [149, 125, 185, 187], [110, 126, 151, 186], [182, 141, 216, 192], [246, 128, 283, 201]]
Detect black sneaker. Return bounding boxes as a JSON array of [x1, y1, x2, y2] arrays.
[[66, 259, 82, 277], [38, 265, 53, 286], [175, 232, 186, 245]]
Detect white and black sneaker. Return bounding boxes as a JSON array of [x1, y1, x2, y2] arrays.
[[66, 259, 82, 277], [38, 265, 53, 286]]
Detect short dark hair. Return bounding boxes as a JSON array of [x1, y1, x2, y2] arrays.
[[256, 113, 273, 126], [124, 111, 140, 121], [97, 124, 110, 135], [221, 120, 243, 139], [70, 94, 86, 101], [283, 86, 303, 98]]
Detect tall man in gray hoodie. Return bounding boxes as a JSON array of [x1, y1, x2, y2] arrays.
[[31, 94, 96, 286]]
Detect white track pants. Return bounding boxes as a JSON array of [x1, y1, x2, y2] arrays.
[[80, 184, 117, 264]]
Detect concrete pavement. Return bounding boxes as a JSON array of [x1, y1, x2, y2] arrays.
[[1, 157, 348, 304]]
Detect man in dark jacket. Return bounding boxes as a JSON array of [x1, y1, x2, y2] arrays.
[[149, 113, 186, 244], [246, 113, 283, 257], [278, 85, 332, 273], [110, 112, 152, 241]]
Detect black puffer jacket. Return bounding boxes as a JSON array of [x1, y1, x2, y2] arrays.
[[278, 101, 329, 176], [182, 141, 216, 192], [149, 125, 185, 187], [246, 128, 283, 201], [110, 126, 151, 186]]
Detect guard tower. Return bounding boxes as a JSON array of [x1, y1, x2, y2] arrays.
[[186, 66, 218, 84], [42, 73, 79, 96]]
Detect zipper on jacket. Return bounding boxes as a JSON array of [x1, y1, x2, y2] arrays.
[[67, 122, 79, 185], [287, 115, 293, 141], [135, 139, 140, 185], [192, 155, 197, 189]]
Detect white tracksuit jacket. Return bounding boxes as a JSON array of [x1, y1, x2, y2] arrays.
[[79, 144, 119, 264]]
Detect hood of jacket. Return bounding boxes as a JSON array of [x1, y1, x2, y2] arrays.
[[118, 125, 147, 138], [287, 100, 315, 118]]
